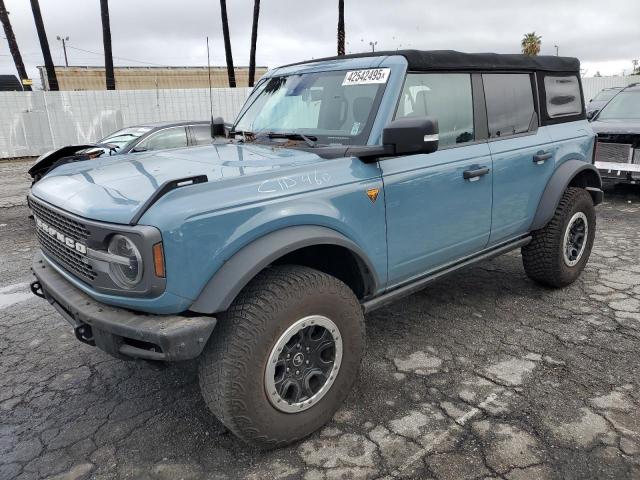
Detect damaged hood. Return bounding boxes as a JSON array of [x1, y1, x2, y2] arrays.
[[31, 143, 325, 224], [590, 119, 640, 136]]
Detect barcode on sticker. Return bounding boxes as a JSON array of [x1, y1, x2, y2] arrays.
[[342, 68, 390, 86]]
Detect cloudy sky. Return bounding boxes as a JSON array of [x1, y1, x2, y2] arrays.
[[1, 0, 639, 88]]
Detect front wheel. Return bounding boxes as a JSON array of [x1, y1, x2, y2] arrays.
[[522, 187, 596, 287], [198, 265, 365, 448]]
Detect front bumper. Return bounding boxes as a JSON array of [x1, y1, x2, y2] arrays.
[[31, 251, 216, 361], [595, 161, 640, 183]]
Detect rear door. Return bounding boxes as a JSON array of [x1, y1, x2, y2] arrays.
[[382, 72, 493, 286], [483, 73, 555, 245]]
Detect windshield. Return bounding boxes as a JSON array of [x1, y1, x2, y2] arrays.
[[234, 69, 389, 145], [597, 91, 640, 120], [592, 89, 620, 102], [99, 126, 152, 150]]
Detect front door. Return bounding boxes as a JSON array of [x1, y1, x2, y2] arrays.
[[382, 72, 492, 287]]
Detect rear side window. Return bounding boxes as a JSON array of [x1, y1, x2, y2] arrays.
[[139, 127, 188, 151], [483, 74, 536, 139], [544, 75, 582, 117], [190, 125, 213, 145], [395, 73, 474, 148]]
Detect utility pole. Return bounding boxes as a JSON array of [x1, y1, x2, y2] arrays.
[[369, 41, 377, 52], [337, 0, 345, 56], [30, 0, 58, 90], [0, 0, 31, 90], [100, 0, 115, 90], [56, 35, 69, 66], [248, 0, 260, 86], [219, 0, 236, 88]]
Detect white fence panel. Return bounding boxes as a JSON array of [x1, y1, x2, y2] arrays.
[[0, 88, 252, 159], [581, 75, 640, 102]]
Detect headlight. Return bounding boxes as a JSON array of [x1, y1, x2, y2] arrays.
[[107, 234, 143, 289]]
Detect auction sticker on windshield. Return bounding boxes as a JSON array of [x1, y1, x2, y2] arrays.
[[342, 68, 390, 85]]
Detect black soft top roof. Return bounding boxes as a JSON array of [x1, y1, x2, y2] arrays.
[[284, 49, 580, 73]]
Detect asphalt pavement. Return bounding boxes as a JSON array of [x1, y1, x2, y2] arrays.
[[1, 158, 640, 480]]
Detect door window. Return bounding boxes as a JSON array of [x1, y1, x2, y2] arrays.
[[139, 127, 188, 151], [395, 73, 475, 148], [483, 74, 536, 139]]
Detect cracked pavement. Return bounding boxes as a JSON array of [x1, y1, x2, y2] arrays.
[[2, 158, 640, 479]]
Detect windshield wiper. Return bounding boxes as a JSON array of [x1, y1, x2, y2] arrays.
[[267, 132, 317, 148]]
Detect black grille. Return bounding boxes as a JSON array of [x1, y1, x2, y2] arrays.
[[597, 133, 640, 146], [30, 198, 95, 282], [35, 229, 96, 281], [30, 198, 90, 241]]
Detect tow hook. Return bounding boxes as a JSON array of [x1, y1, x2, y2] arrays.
[[30, 280, 45, 299], [75, 324, 96, 346]]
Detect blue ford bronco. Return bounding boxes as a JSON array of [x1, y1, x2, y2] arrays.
[[30, 50, 602, 448]]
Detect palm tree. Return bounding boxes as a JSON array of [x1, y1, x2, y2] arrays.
[[0, 0, 31, 90], [248, 0, 260, 87], [337, 0, 345, 56], [521, 32, 542, 57], [219, 0, 236, 88], [29, 0, 58, 90], [100, 0, 115, 90]]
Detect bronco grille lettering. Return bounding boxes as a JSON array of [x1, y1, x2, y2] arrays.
[[35, 217, 87, 254]]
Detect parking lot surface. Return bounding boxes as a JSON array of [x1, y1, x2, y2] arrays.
[[1, 158, 640, 480]]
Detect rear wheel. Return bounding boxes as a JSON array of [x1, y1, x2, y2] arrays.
[[522, 187, 596, 287], [198, 265, 365, 448]]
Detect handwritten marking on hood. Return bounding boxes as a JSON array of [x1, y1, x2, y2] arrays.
[[258, 171, 331, 194]]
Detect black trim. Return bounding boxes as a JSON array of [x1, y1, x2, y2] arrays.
[[362, 236, 531, 313], [281, 50, 580, 74], [129, 175, 208, 225], [190, 226, 379, 314], [471, 73, 489, 140], [530, 160, 602, 230]]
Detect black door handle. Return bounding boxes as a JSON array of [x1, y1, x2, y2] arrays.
[[463, 166, 490, 180], [533, 152, 552, 164]]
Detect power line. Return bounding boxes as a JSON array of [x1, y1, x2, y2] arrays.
[[65, 44, 166, 66]]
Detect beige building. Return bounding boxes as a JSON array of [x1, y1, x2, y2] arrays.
[[37, 65, 268, 91]]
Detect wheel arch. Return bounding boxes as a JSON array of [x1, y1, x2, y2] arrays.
[[189, 225, 379, 314], [530, 160, 603, 231]]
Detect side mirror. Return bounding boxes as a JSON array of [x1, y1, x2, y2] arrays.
[[586, 110, 598, 121], [211, 117, 226, 137], [382, 117, 439, 155], [131, 146, 148, 153]]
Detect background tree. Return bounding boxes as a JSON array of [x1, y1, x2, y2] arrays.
[[100, 0, 115, 90], [219, 0, 235, 88], [0, 0, 31, 90], [29, 0, 58, 90], [248, 0, 260, 87], [633, 59, 639, 75], [521, 32, 542, 57], [337, 0, 345, 55]]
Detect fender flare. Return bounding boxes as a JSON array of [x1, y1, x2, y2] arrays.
[[530, 160, 603, 231], [189, 225, 379, 314]]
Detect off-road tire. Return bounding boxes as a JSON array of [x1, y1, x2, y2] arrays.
[[522, 187, 596, 288], [198, 265, 365, 449]]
